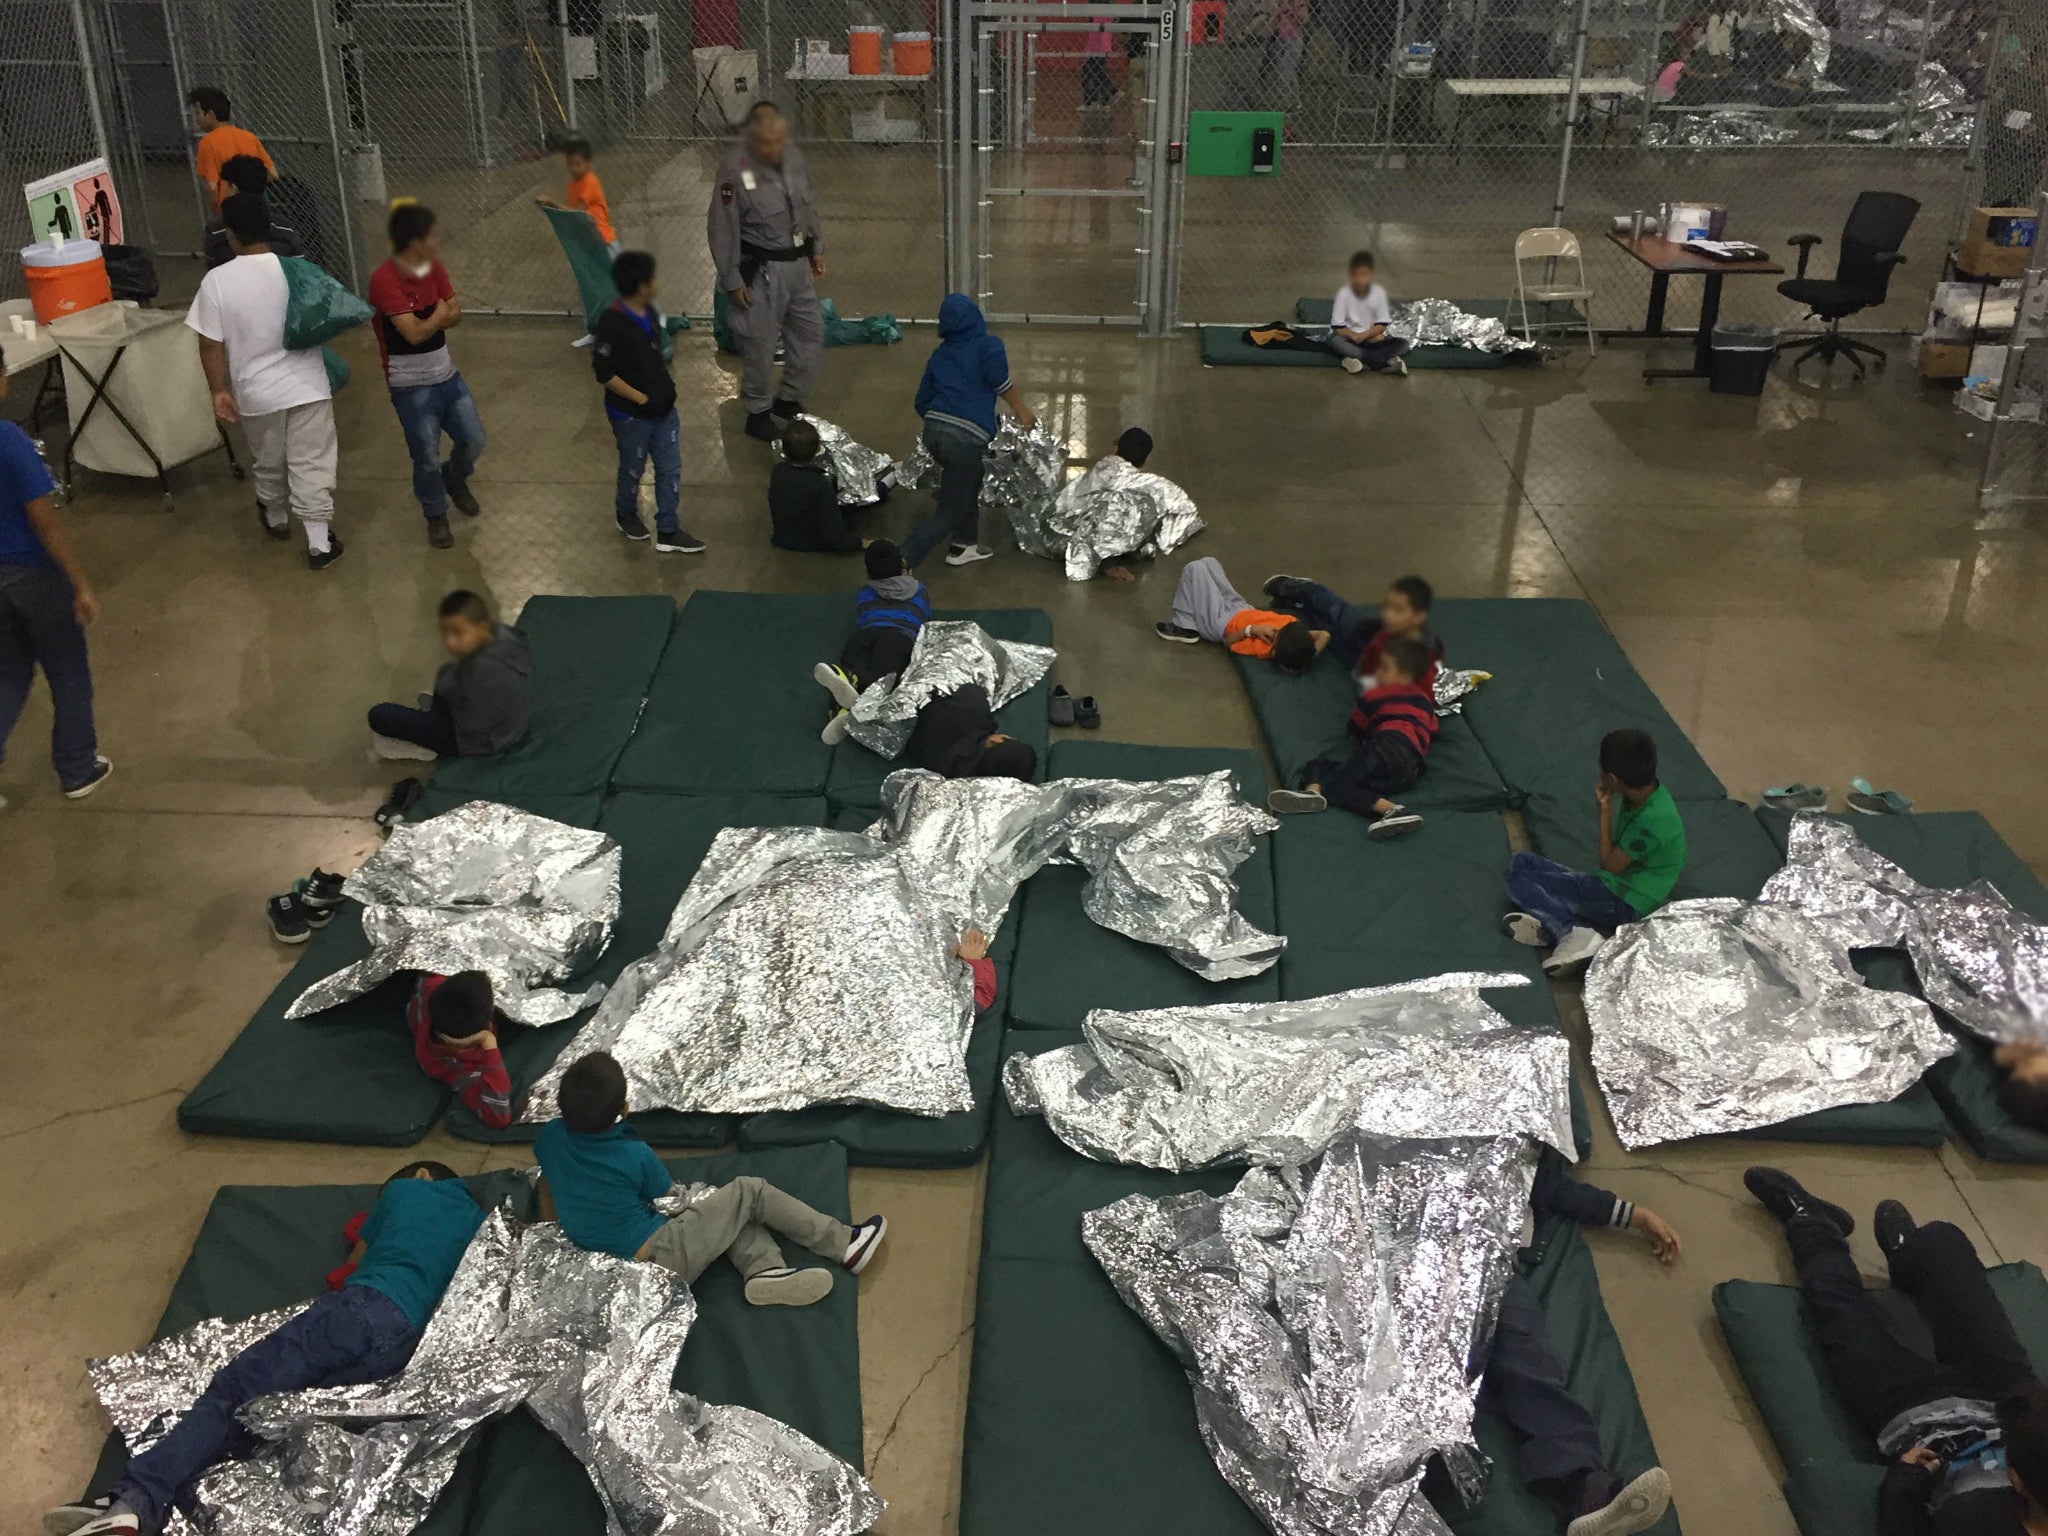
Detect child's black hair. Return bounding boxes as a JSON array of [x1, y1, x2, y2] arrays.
[[2000, 1382, 2048, 1511], [560, 132, 594, 159], [611, 249, 655, 298], [389, 201, 436, 251], [1379, 634, 1431, 682], [782, 419, 822, 463], [1388, 574, 1433, 613], [560, 1051, 628, 1133], [1998, 1068, 2048, 1134], [976, 738, 1037, 782], [1598, 728, 1659, 789], [865, 540, 907, 580], [384, 1159, 463, 1186], [1349, 248, 1376, 271], [187, 86, 232, 121], [221, 154, 271, 197], [1271, 619, 1315, 675], [427, 970, 494, 1039], [438, 588, 491, 623], [221, 193, 272, 246], [1116, 426, 1153, 468]]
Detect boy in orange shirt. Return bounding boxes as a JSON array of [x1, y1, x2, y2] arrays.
[[1156, 556, 1323, 674], [187, 87, 274, 209], [537, 134, 619, 256]]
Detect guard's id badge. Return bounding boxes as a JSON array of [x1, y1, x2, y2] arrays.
[[740, 169, 757, 190], [794, 232, 807, 247]]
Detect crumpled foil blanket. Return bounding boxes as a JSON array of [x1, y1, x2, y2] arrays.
[[1019, 453, 1206, 581], [1004, 972, 1576, 1171], [1761, 812, 2048, 1047], [287, 802, 621, 1026], [519, 769, 1280, 1122], [1585, 897, 1955, 1148], [1388, 299, 1534, 355], [774, 414, 895, 505], [89, 1207, 882, 1536], [1646, 111, 1801, 148], [1085, 1133, 1536, 1536], [895, 418, 1069, 528], [1432, 667, 1487, 715], [846, 619, 1055, 759]]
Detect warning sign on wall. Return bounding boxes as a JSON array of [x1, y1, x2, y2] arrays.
[[24, 158, 123, 247]]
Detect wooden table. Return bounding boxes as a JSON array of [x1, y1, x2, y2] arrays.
[[1606, 230, 1785, 381]]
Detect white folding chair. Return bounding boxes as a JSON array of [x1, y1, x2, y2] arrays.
[[1511, 226, 1598, 356]]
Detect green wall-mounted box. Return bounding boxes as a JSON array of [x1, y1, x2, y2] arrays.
[[1186, 111, 1284, 176]]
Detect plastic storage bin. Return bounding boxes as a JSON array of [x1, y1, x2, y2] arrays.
[[1709, 322, 1777, 396]]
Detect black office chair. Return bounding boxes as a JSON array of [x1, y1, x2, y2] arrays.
[[1777, 191, 1920, 376]]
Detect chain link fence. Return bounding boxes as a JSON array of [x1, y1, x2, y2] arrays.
[[1, 0, 116, 264]]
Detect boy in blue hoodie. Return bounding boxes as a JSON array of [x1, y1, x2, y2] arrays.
[[903, 294, 1037, 570], [813, 538, 931, 743]]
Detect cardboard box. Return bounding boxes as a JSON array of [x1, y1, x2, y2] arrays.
[[1957, 206, 2040, 279], [1917, 337, 1971, 379], [1970, 342, 2010, 381]]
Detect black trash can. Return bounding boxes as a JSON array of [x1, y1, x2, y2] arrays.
[[101, 243, 159, 304], [1709, 322, 1776, 395]]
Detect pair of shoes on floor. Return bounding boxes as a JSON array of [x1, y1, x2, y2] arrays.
[[740, 1215, 886, 1308], [1846, 776, 1913, 815], [1564, 1467, 1671, 1536], [374, 777, 425, 831], [1505, 913, 1607, 976], [1744, 1166, 1919, 1255], [266, 868, 347, 943], [1048, 686, 1099, 728], [61, 755, 114, 800]]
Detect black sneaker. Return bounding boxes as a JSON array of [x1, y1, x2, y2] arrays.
[[654, 527, 707, 554], [1743, 1166, 1855, 1235], [1262, 573, 1310, 603], [426, 517, 454, 549], [1875, 1199, 1918, 1258], [617, 510, 651, 541], [295, 868, 347, 924], [308, 535, 346, 571], [267, 892, 312, 944], [446, 481, 482, 517], [374, 776, 425, 830], [843, 1215, 888, 1273], [257, 500, 290, 540], [61, 755, 114, 799], [771, 397, 805, 420], [745, 410, 783, 442], [1155, 621, 1202, 644]]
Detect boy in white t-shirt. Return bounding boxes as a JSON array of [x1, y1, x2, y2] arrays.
[[1326, 249, 1409, 377], [186, 194, 342, 568]]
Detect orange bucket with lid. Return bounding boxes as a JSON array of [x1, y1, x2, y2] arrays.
[[892, 30, 931, 74], [849, 25, 883, 73], [21, 240, 112, 325]]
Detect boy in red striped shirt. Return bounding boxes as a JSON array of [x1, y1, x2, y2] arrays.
[[1267, 634, 1436, 838], [408, 971, 514, 1129]]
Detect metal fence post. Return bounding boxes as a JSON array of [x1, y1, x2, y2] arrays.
[[1551, 0, 1592, 226], [1900, 0, 1936, 144], [309, 0, 359, 289]]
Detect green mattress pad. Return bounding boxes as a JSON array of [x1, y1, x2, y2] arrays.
[[1929, 1039, 2048, 1163], [1272, 807, 1514, 950], [83, 1144, 863, 1533], [1199, 326, 1524, 371], [405, 788, 606, 828]]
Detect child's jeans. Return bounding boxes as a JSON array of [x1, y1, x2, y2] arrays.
[[611, 408, 682, 533], [639, 1176, 853, 1284], [1305, 733, 1422, 816], [1325, 333, 1409, 371], [1506, 852, 1641, 946], [1265, 576, 1377, 667], [114, 1286, 420, 1530], [389, 373, 486, 520], [368, 695, 461, 756], [0, 566, 99, 789], [901, 420, 987, 567]]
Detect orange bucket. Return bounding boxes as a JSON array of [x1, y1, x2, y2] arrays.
[[849, 25, 883, 73], [891, 30, 932, 74], [21, 240, 112, 325]]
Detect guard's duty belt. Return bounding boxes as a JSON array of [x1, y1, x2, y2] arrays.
[[739, 240, 808, 287]]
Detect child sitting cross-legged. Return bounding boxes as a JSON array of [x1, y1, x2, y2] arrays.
[[367, 589, 532, 762], [409, 970, 514, 1131], [1267, 633, 1435, 838]]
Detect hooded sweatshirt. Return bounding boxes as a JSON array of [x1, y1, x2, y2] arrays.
[[907, 683, 1000, 778], [915, 294, 1012, 441], [433, 623, 534, 756]]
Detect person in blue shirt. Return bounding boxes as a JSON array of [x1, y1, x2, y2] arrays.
[[811, 538, 931, 743], [0, 342, 110, 807], [536, 1051, 888, 1307], [901, 293, 1038, 571], [48, 1162, 485, 1536]]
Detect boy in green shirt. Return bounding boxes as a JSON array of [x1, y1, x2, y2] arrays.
[[1504, 729, 1687, 976]]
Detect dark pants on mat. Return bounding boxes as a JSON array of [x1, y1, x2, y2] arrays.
[[1507, 852, 1640, 946], [1789, 1212, 2034, 1437], [1475, 1275, 1615, 1518], [0, 566, 99, 789], [1305, 733, 1421, 815], [840, 625, 917, 692], [901, 420, 986, 568], [1266, 576, 1377, 668], [114, 1286, 420, 1529], [1325, 334, 1409, 371], [369, 695, 461, 756]]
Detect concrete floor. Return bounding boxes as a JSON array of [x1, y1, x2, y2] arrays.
[[4, 317, 2045, 1536]]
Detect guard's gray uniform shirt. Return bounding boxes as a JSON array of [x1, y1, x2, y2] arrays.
[[708, 144, 824, 292]]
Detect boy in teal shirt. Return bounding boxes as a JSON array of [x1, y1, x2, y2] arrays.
[[1504, 728, 1687, 976], [536, 1051, 888, 1307]]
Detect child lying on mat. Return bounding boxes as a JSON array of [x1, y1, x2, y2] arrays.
[[49, 1163, 485, 1536], [1263, 570, 1443, 682], [1505, 729, 1688, 978], [536, 1051, 888, 1307], [1993, 1043, 2048, 1135], [1155, 556, 1324, 675], [1266, 634, 1436, 839], [1743, 1165, 2048, 1536], [368, 588, 532, 762], [1327, 249, 1409, 376], [411, 970, 514, 1130], [814, 539, 931, 744], [907, 684, 1038, 781]]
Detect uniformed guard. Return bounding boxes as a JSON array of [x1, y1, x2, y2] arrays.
[[707, 104, 826, 442]]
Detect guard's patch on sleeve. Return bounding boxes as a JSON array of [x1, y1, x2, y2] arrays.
[[719, 181, 734, 205]]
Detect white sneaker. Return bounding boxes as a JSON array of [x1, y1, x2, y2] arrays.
[[1566, 1467, 1671, 1536], [1266, 788, 1327, 815], [1340, 356, 1364, 375], [743, 1266, 835, 1307], [944, 543, 994, 566], [45, 1501, 140, 1536], [371, 733, 440, 762], [570, 333, 596, 349], [820, 708, 851, 745], [813, 661, 860, 709], [1390, 356, 1410, 377], [843, 1215, 888, 1273], [1544, 925, 1606, 977], [1504, 912, 1547, 947], [1368, 806, 1423, 839]]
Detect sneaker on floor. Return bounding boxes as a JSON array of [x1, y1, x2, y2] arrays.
[[426, 516, 454, 549], [1267, 787, 1328, 815], [371, 732, 439, 762], [655, 527, 707, 554], [1368, 806, 1423, 839], [1874, 1198, 1918, 1257], [1763, 782, 1828, 810], [45, 1499, 140, 1536], [1542, 925, 1605, 976], [268, 891, 312, 944], [1261, 573, 1310, 603], [1047, 685, 1076, 726], [814, 662, 861, 709], [1340, 355, 1364, 375], [257, 500, 290, 540], [1154, 620, 1202, 644], [820, 707, 852, 745], [295, 868, 347, 924], [945, 543, 994, 566], [1742, 1166, 1855, 1235], [1847, 775, 1913, 815], [844, 1214, 888, 1273], [374, 776, 426, 831], [1389, 355, 1410, 377], [744, 410, 783, 443], [744, 1266, 835, 1307], [61, 756, 113, 799], [308, 535, 345, 571], [1566, 1467, 1671, 1536], [447, 482, 482, 517], [616, 510, 651, 541], [571, 332, 596, 349], [1504, 911, 1546, 947]]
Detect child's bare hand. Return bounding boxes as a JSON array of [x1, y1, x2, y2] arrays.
[[1594, 782, 1614, 808], [1310, 629, 1331, 653], [1899, 1445, 1943, 1473], [955, 927, 990, 961], [1631, 1208, 1682, 1264]]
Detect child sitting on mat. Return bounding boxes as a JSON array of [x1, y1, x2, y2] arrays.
[[535, 1051, 888, 1307], [1326, 249, 1409, 376], [1262, 570, 1443, 682], [770, 419, 870, 554], [48, 1164, 484, 1536], [906, 684, 1038, 782], [813, 540, 931, 744], [1155, 555, 1324, 675], [1504, 728, 1688, 977], [1267, 634, 1436, 839], [367, 588, 532, 762], [410, 970, 514, 1130]]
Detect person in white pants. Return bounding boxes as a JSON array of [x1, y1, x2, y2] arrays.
[[187, 193, 342, 569]]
